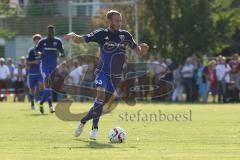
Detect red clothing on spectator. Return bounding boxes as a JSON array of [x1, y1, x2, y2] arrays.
[[208, 68, 217, 87]]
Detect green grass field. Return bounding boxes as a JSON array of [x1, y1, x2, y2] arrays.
[[0, 102, 240, 160]]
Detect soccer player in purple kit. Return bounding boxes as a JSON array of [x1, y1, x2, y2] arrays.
[[26, 34, 44, 110], [36, 25, 65, 114], [64, 10, 149, 139]]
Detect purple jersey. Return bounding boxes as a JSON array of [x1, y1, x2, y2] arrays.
[[36, 37, 64, 68], [27, 46, 41, 75], [83, 28, 138, 76]]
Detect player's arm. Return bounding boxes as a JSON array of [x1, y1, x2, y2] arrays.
[[35, 40, 43, 56], [26, 56, 39, 64], [5, 66, 10, 79], [57, 39, 65, 57], [64, 32, 85, 44], [128, 32, 149, 57], [64, 29, 103, 44], [26, 49, 39, 65], [26, 60, 39, 64], [134, 43, 149, 57]]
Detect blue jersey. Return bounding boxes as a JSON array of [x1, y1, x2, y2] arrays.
[[36, 37, 64, 68], [27, 46, 41, 75], [83, 28, 138, 76]]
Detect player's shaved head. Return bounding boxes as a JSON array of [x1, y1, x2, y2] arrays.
[[106, 10, 121, 20], [47, 25, 55, 39], [48, 25, 55, 30]]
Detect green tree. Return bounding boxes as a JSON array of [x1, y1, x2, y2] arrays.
[[64, 42, 99, 58], [141, 0, 240, 62], [0, 28, 15, 39], [0, 0, 22, 39], [0, 0, 22, 57], [25, 0, 57, 16], [0, 0, 23, 16]]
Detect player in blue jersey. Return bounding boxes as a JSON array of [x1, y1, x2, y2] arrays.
[[26, 34, 44, 110], [64, 10, 149, 139], [36, 25, 65, 114]]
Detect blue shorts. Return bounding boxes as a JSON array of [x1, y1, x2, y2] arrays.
[[40, 64, 56, 80], [27, 74, 43, 88], [95, 72, 121, 94]]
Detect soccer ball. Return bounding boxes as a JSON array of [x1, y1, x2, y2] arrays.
[[108, 127, 126, 143]]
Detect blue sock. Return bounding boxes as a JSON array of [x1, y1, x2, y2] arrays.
[[81, 99, 103, 124], [91, 95, 118, 129], [92, 117, 100, 129], [40, 88, 51, 105], [29, 94, 34, 106], [47, 89, 52, 107], [38, 90, 43, 102], [91, 97, 120, 129], [40, 89, 47, 105]]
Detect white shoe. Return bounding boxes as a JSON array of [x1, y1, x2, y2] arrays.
[[89, 129, 98, 140], [74, 122, 84, 137], [49, 106, 55, 113]]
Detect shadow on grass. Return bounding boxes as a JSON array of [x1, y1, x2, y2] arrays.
[[19, 109, 31, 111], [53, 139, 136, 149], [24, 113, 49, 116], [74, 139, 118, 149]]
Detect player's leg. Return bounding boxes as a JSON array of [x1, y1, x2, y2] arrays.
[[38, 63, 46, 113], [39, 65, 55, 113], [37, 74, 44, 103], [90, 75, 121, 139], [46, 66, 55, 113], [74, 86, 106, 138], [29, 88, 36, 110], [88, 74, 115, 139], [38, 80, 46, 114], [39, 79, 54, 113], [27, 75, 37, 110], [91, 88, 113, 140], [92, 92, 117, 128], [90, 93, 118, 140], [45, 79, 54, 112]]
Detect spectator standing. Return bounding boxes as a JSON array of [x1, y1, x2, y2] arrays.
[[0, 58, 10, 101], [228, 53, 240, 102], [13, 63, 27, 102], [152, 57, 168, 101], [172, 64, 184, 102], [69, 60, 83, 86], [215, 56, 231, 103], [6, 58, 16, 90], [181, 57, 195, 102], [68, 60, 85, 101], [208, 60, 218, 103], [52, 61, 68, 101], [197, 60, 210, 103]]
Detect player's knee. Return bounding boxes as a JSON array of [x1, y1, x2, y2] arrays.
[[30, 88, 35, 94], [97, 96, 105, 103], [39, 84, 44, 90], [95, 98, 104, 105], [96, 87, 106, 102]]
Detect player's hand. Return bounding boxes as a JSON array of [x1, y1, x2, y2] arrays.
[[36, 51, 43, 56], [139, 43, 149, 57], [64, 32, 76, 42], [31, 60, 40, 64], [59, 53, 65, 58]]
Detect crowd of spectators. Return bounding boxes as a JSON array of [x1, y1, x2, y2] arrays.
[[0, 53, 239, 103], [0, 57, 27, 102], [145, 53, 240, 103]]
